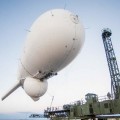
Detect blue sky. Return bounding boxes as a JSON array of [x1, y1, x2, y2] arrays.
[[0, 0, 120, 116]]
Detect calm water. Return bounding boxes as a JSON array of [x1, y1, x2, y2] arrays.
[[0, 113, 48, 120], [0, 118, 49, 120]]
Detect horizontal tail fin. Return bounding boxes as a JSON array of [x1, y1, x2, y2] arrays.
[[1, 80, 21, 101]]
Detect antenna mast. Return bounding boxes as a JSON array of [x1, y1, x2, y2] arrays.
[[102, 28, 120, 99]]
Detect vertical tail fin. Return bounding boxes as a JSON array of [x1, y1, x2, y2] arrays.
[[1, 80, 21, 101]]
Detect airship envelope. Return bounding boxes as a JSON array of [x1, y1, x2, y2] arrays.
[[2, 9, 85, 101]]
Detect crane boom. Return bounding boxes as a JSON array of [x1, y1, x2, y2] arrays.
[[102, 28, 120, 99]]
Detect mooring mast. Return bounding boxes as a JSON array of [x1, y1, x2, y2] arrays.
[[102, 28, 120, 99]]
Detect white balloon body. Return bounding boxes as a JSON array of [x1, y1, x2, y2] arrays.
[[18, 9, 85, 80], [1, 9, 85, 101]]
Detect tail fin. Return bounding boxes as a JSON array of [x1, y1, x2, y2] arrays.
[[1, 80, 21, 101]]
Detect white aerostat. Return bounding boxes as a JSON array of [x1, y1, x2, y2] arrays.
[[2, 9, 85, 101]]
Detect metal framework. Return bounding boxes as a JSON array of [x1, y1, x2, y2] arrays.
[[102, 28, 120, 99]]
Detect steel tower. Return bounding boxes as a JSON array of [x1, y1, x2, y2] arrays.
[[102, 28, 120, 99]]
